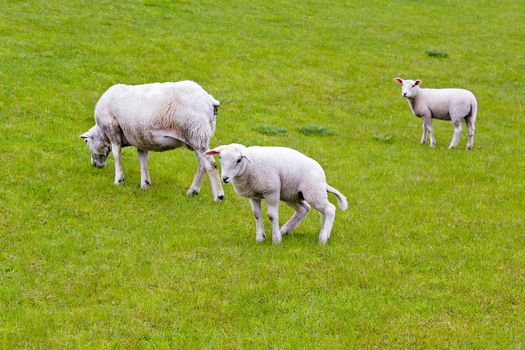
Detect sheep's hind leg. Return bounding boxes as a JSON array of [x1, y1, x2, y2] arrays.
[[449, 119, 462, 149], [187, 152, 206, 196], [465, 116, 475, 150], [281, 201, 311, 236], [138, 149, 151, 189], [249, 198, 265, 242], [302, 188, 336, 244], [202, 153, 225, 201]]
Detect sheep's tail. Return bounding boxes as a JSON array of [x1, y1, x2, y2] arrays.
[[326, 184, 348, 211]]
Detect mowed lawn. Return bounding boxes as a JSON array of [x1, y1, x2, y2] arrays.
[[1, 0, 524, 348]]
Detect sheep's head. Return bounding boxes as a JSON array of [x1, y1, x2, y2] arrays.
[[80, 125, 111, 168], [394, 77, 422, 98], [205, 144, 251, 184]]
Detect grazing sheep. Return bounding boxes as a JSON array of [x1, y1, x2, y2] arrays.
[[394, 78, 478, 149], [81, 80, 224, 201], [206, 144, 348, 244]]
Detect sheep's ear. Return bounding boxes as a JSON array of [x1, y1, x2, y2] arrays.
[[414, 80, 422, 86], [80, 131, 92, 142], [394, 77, 404, 84]]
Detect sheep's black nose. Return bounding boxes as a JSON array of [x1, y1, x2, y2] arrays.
[[222, 176, 229, 183], [403, 93, 407, 97]]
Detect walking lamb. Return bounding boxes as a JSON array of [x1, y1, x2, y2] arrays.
[[394, 78, 478, 149], [206, 144, 347, 244]]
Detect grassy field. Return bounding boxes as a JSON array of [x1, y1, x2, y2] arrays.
[[1, 0, 524, 348]]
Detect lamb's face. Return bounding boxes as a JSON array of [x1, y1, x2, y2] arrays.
[[218, 149, 249, 184], [394, 78, 422, 98], [80, 126, 111, 168]]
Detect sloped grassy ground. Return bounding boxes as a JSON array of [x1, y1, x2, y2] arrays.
[[0, 0, 524, 348]]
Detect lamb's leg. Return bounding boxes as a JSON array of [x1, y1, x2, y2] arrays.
[[201, 153, 224, 201], [112, 142, 124, 184], [187, 152, 206, 196], [420, 121, 428, 144], [281, 201, 311, 235], [423, 116, 436, 148], [318, 203, 336, 245], [249, 198, 265, 242], [265, 195, 282, 244], [303, 187, 335, 244], [449, 119, 462, 149], [138, 149, 150, 190], [465, 116, 475, 150]]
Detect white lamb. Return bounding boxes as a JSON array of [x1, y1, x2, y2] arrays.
[[394, 78, 478, 149], [206, 144, 348, 244], [81, 80, 224, 201]]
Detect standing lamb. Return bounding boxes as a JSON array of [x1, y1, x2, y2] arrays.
[[206, 144, 348, 244], [81, 80, 224, 201], [394, 78, 478, 149]]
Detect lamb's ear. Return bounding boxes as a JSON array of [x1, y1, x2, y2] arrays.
[[241, 152, 252, 162], [394, 77, 404, 84], [414, 80, 422, 86], [205, 145, 227, 156]]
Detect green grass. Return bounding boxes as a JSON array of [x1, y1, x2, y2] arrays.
[[297, 123, 335, 136], [425, 49, 449, 58], [1, 0, 524, 348], [254, 124, 288, 136]]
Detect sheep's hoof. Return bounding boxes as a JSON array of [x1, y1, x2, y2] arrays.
[[140, 183, 151, 190], [430, 143, 436, 149], [114, 178, 124, 185], [272, 236, 282, 245], [186, 189, 199, 197], [420, 140, 426, 145], [467, 145, 473, 150], [256, 234, 265, 243], [319, 234, 329, 245], [217, 194, 224, 200]]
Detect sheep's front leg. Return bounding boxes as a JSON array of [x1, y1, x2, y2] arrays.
[[187, 152, 207, 196], [281, 201, 310, 235], [138, 149, 150, 189], [112, 142, 124, 184], [265, 195, 282, 244], [449, 119, 462, 149], [420, 121, 428, 144], [249, 198, 265, 242], [422, 116, 436, 148]]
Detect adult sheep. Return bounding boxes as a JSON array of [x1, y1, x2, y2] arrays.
[[81, 80, 224, 201], [206, 144, 347, 244], [394, 78, 478, 149]]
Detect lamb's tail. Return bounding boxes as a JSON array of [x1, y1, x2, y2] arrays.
[[326, 184, 348, 211]]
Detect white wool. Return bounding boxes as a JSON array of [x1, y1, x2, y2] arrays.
[[394, 78, 478, 149], [81, 80, 224, 201], [207, 144, 347, 244]]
